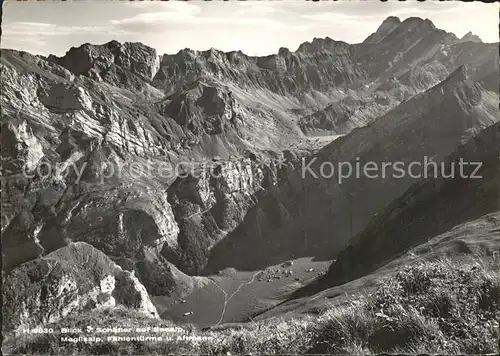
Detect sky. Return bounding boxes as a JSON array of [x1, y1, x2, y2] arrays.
[[2, 0, 498, 57]]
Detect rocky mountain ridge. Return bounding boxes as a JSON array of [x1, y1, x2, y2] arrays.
[[1, 16, 498, 334]]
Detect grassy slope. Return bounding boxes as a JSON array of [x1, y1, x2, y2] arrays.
[[259, 211, 500, 319], [5, 257, 499, 355]]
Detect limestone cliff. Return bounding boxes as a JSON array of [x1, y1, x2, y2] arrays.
[[3, 242, 158, 334]]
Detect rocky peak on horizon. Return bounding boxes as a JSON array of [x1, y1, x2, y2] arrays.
[[364, 16, 402, 43], [49, 40, 160, 82], [42, 16, 451, 73], [37, 15, 487, 101], [444, 64, 468, 83], [460, 31, 483, 43], [364, 16, 440, 43]]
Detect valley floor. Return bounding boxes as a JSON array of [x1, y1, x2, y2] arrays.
[[153, 257, 331, 328]]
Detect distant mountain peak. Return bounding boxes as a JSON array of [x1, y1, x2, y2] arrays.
[[401, 17, 437, 30], [363, 16, 401, 43], [382, 16, 402, 26], [460, 31, 483, 43]]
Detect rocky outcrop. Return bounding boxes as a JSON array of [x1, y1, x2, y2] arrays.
[[49, 41, 160, 82], [163, 158, 275, 274], [2, 242, 158, 334], [1, 17, 499, 326], [1, 50, 180, 159], [397, 61, 449, 91], [158, 79, 245, 136], [297, 17, 496, 135]]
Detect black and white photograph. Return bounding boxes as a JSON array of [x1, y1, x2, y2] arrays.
[[1, 0, 499, 354]]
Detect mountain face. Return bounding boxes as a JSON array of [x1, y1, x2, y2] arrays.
[[265, 121, 499, 312], [363, 16, 402, 44], [316, 120, 500, 290], [204, 66, 498, 273], [48, 40, 160, 83], [162, 158, 280, 275], [1, 16, 499, 335]]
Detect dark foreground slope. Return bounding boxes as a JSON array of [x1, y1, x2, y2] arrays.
[[299, 120, 499, 296]]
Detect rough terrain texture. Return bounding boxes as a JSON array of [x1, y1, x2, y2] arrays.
[[2, 242, 158, 334], [1, 16, 499, 337], [298, 121, 499, 296]]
